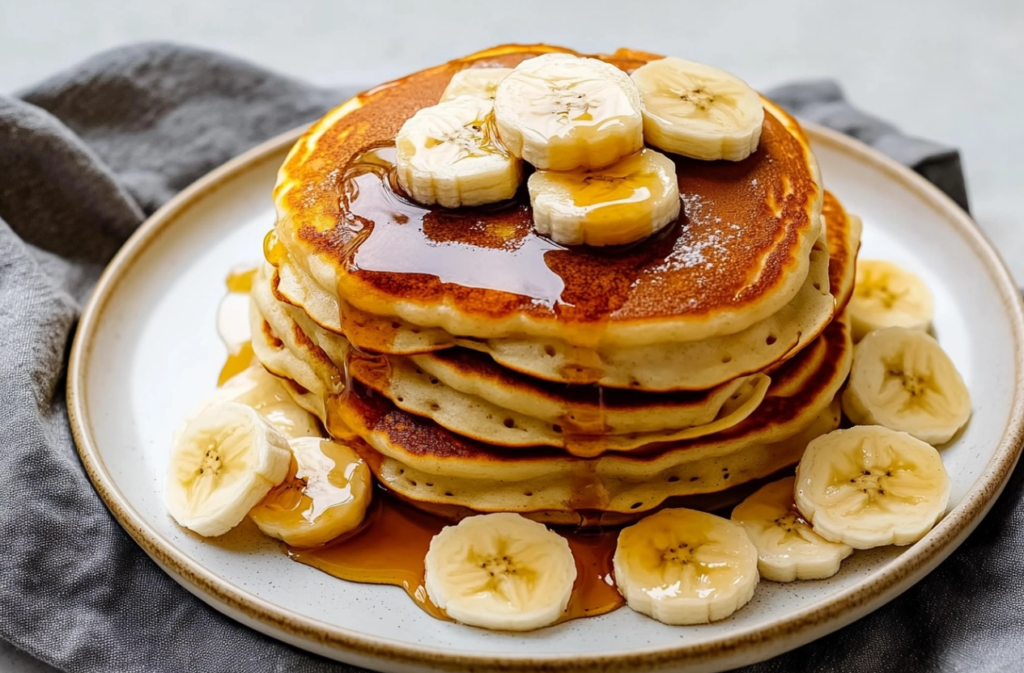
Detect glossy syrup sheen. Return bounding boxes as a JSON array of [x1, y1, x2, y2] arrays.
[[319, 121, 812, 323], [289, 491, 625, 624]]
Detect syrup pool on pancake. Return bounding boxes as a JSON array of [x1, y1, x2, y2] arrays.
[[163, 44, 967, 632]]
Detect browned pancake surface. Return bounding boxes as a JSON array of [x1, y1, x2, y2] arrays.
[[276, 45, 821, 341], [330, 313, 850, 467]]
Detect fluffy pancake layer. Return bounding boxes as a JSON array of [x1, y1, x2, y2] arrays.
[[252, 263, 770, 454], [252, 293, 851, 517], [268, 190, 856, 391], [272, 44, 823, 349]]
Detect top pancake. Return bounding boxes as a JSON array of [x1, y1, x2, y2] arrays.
[[274, 44, 823, 349]]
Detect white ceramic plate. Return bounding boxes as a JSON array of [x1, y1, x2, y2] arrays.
[[69, 124, 1024, 673]]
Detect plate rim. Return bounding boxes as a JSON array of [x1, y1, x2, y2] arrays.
[[67, 122, 1024, 672]]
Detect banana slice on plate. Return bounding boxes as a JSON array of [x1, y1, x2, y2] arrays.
[[613, 508, 759, 625], [184, 365, 321, 439], [395, 96, 522, 208], [731, 477, 853, 582], [529, 148, 680, 246], [494, 53, 643, 171], [630, 57, 764, 162], [849, 260, 935, 341], [249, 437, 372, 547], [165, 402, 292, 537], [424, 513, 576, 631], [795, 426, 951, 549], [842, 327, 971, 444], [440, 67, 513, 101]]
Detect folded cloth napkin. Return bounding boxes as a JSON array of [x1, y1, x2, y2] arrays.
[[0, 43, 1002, 673]]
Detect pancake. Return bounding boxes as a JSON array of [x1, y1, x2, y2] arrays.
[[272, 44, 823, 349], [370, 398, 841, 519], [408, 349, 758, 434], [347, 356, 769, 453], [250, 44, 860, 524], [823, 193, 862, 312], [249, 303, 324, 399], [251, 190, 857, 456], [268, 189, 857, 391], [252, 264, 772, 454], [315, 311, 852, 485], [261, 265, 767, 434], [255, 308, 848, 518], [264, 313, 850, 515]]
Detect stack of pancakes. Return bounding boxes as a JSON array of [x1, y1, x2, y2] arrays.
[[250, 45, 860, 525]]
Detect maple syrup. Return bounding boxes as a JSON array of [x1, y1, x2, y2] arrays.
[[218, 342, 255, 386], [226, 267, 256, 294], [289, 491, 624, 624], [218, 268, 257, 384], [332, 145, 571, 311]]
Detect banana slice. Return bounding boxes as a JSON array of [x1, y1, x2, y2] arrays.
[[440, 67, 513, 101], [528, 148, 680, 246], [613, 508, 759, 625], [842, 327, 971, 444], [185, 365, 321, 439], [849, 260, 935, 342], [249, 437, 372, 547], [395, 96, 521, 208], [731, 477, 853, 582], [165, 402, 292, 537], [630, 57, 764, 162], [424, 513, 576, 631], [795, 426, 950, 549], [494, 53, 643, 171]]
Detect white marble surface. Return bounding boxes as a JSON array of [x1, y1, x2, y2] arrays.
[[1, 1, 1021, 671]]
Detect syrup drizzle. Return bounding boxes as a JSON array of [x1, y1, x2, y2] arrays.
[[335, 145, 571, 309], [218, 268, 257, 385], [330, 147, 622, 451]]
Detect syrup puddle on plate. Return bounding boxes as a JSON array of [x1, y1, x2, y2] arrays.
[[289, 492, 624, 624], [218, 268, 625, 624]]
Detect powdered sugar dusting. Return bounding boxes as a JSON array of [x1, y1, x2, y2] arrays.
[[644, 193, 739, 276], [300, 168, 341, 210]]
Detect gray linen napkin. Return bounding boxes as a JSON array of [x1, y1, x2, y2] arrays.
[[0, 43, 1000, 673]]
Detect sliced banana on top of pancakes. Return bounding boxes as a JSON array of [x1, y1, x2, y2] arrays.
[[395, 96, 523, 209], [630, 57, 764, 162], [494, 53, 645, 172], [528, 147, 680, 247], [440, 67, 513, 102], [397, 53, 765, 246]]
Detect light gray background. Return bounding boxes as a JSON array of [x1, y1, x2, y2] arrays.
[[1, 0, 1021, 670]]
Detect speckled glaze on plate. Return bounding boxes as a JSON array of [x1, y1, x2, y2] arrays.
[[68, 123, 1024, 673]]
